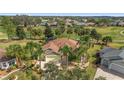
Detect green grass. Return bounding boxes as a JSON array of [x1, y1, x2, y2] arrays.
[[59, 32, 79, 40], [0, 40, 41, 49], [108, 42, 124, 48], [86, 26, 124, 40], [0, 26, 8, 39], [3, 70, 41, 80], [60, 26, 124, 45], [86, 45, 101, 79], [84, 26, 124, 48]]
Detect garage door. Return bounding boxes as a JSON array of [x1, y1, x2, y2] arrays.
[[109, 63, 124, 74], [46, 55, 60, 63]]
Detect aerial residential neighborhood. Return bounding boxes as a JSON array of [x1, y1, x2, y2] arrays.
[[0, 14, 124, 80]]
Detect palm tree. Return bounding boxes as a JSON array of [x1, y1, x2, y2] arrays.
[[6, 44, 24, 67], [90, 29, 97, 39], [76, 35, 91, 63], [79, 35, 91, 48], [16, 25, 26, 40], [27, 26, 32, 39], [34, 42, 43, 60], [43, 63, 59, 80], [25, 41, 34, 58], [25, 41, 42, 60], [102, 36, 112, 45], [95, 33, 102, 43], [90, 29, 102, 44], [59, 45, 72, 67], [74, 25, 80, 35], [66, 26, 73, 39], [1, 16, 15, 40]]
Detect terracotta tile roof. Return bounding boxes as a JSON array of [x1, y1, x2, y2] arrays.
[[43, 38, 78, 53]]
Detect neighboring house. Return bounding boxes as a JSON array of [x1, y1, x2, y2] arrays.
[[40, 22, 47, 26], [85, 22, 95, 26], [100, 47, 124, 74], [99, 47, 117, 57], [43, 38, 79, 63], [40, 19, 48, 26], [110, 22, 118, 26], [73, 20, 86, 26], [49, 22, 58, 26], [0, 48, 16, 69], [118, 21, 124, 26], [76, 22, 86, 26]]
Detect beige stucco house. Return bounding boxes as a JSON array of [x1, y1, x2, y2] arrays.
[[43, 38, 79, 63]]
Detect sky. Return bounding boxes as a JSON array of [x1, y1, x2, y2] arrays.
[[1, 13, 124, 16]]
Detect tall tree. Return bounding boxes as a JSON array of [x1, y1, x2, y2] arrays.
[[44, 24, 54, 41], [25, 41, 42, 60], [95, 33, 102, 43], [6, 44, 24, 67], [90, 29, 97, 39], [79, 35, 91, 48], [27, 26, 32, 39], [59, 20, 66, 33], [102, 36, 112, 45], [30, 28, 42, 39], [1, 16, 15, 39], [66, 26, 73, 34], [54, 28, 61, 37], [76, 35, 91, 63], [16, 25, 26, 40], [59, 45, 72, 67], [74, 25, 80, 35]]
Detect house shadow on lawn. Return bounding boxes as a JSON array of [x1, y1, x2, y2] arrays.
[[99, 66, 124, 79]]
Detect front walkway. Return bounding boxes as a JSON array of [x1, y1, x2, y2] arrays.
[[94, 66, 124, 80], [0, 69, 20, 80]]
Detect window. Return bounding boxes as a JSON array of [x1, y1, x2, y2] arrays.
[[8, 60, 15, 66], [8, 62, 11, 65], [3, 63, 7, 67]]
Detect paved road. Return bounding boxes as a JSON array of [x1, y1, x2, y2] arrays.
[[0, 69, 20, 80], [94, 67, 124, 80]]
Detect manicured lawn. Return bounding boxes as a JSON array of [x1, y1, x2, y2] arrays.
[[59, 32, 79, 40], [108, 42, 124, 48], [86, 26, 124, 41], [0, 40, 41, 49], [0, 26, 8, 39], [87, 45, 101, 79], [60, 26, 124, 44]]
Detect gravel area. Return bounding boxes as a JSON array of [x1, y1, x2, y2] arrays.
[[94, 66, 124, 80]]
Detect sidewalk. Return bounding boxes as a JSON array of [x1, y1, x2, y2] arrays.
[[94, 67, 124, 80], [0, 69, 20, 80]]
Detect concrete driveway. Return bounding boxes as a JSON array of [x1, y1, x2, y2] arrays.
[[94, 66, 124, 80]]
